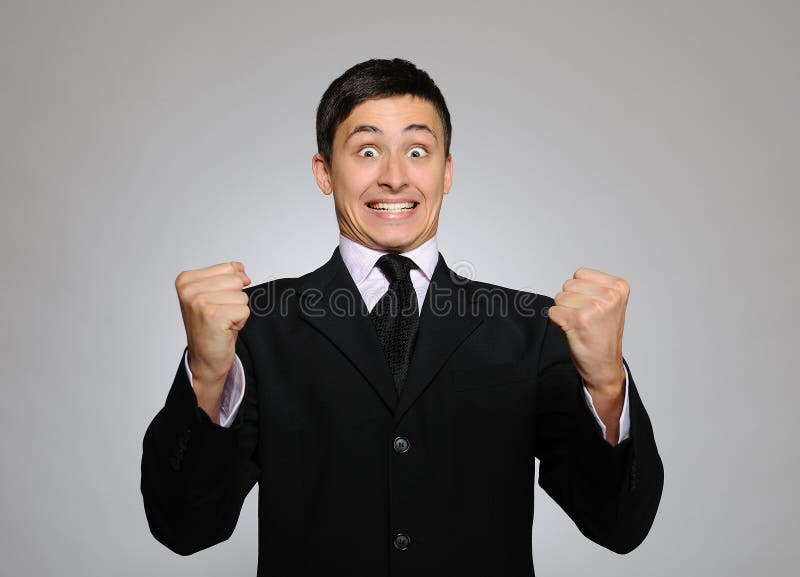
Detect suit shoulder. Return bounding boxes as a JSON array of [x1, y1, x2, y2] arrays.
[[242, 250, 339, 299], [456, 277, 555, 350], [240, 275, 304, 324], [464, 276, 555, 309], [243, 275, 302, 297]]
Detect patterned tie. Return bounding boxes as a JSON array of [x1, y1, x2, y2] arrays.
[[369, 253, 420, 395]]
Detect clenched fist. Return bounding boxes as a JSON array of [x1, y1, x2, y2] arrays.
[[547, 267, 629, 443], [547, 267, 629, 391], [175, 261, 251, 422]]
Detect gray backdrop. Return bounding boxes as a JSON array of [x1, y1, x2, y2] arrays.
[[1, 0, 797, 575]]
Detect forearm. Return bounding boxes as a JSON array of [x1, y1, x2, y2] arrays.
[[586, 382, 625, 446], [536, 318, 663, 554], [184, 349, 246, 427], [141, 350, 259, 555]]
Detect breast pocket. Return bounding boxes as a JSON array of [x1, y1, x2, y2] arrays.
[[450, 360, 534, 391]]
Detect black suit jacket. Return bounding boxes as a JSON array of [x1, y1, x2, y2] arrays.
[[141, 247, 663, 576]]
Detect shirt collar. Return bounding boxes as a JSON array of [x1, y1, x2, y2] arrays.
[[338, 233, 439, 285]]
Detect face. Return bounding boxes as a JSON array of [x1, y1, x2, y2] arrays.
[[312, 94, 453, 253]]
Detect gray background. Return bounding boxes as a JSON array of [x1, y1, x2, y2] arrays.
[[1, 0, 797, 575]]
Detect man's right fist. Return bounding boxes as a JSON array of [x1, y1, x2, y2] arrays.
[[175, 261, 251, 420]]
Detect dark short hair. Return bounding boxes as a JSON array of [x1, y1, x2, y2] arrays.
[[315, 58, 452, 165]]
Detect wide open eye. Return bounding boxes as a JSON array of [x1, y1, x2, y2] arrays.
[[407, 146, 428, 158], [358, 146, 379, 158]]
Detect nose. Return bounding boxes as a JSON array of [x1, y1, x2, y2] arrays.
[[377, 151, 408, 191]]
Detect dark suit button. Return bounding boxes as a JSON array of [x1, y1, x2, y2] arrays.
[[393, 532, 411, 551], [178, 428, 191, 449], [169, 455, 181, 471], [393, 436, 410, 454]]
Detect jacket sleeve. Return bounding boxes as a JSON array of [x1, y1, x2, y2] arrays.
[[534, 311, 664, 554], [140, 335, 260, 555]]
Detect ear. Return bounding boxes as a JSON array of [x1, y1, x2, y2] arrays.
[[312, 153, 333, 195], [442, 154, 453, 195]]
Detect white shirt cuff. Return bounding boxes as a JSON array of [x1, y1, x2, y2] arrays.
[[183, 350, 246, 428], [581, 365, 631, 444]]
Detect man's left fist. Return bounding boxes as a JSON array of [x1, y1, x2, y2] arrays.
[[547, 267, 629, 396]]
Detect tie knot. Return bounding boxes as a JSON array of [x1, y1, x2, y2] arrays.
[[375, 253, 416, 284]]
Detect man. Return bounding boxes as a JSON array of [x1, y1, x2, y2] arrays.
[[141, 58, 663, 576]]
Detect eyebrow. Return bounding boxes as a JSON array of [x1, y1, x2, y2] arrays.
[[344, 123, 438, 143]]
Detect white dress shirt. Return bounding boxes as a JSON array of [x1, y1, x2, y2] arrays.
[[185, 234, 631, 442]]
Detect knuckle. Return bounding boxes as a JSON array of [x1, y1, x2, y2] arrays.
[[202, 303, 219, 320], [602, 287, 618, 302], [193, 294, 212, 314], [224, 273, 242, 289], [574, 309, 592, 327], [175, 270, 189, 289]]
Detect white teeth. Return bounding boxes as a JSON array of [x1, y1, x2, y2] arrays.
[[368, 202, 417, 212]]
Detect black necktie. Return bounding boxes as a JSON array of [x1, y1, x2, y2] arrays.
[[369, 254, 420, 395]]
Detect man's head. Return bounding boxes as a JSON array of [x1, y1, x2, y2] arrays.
[[312, 59, 453, 254], [315, 59, 452, 165]]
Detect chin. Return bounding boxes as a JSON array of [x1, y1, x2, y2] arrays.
[[370, 232, 419, 253]]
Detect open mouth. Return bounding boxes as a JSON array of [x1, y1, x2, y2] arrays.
[[366, 201, 419, 212]]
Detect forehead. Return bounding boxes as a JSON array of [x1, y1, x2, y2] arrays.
[[336, 95, 442, 139]]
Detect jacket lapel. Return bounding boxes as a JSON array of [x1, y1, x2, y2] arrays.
[[393, 253, 484, 425], [297, 247, 399, 413], [297, 247, 485, 422]]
